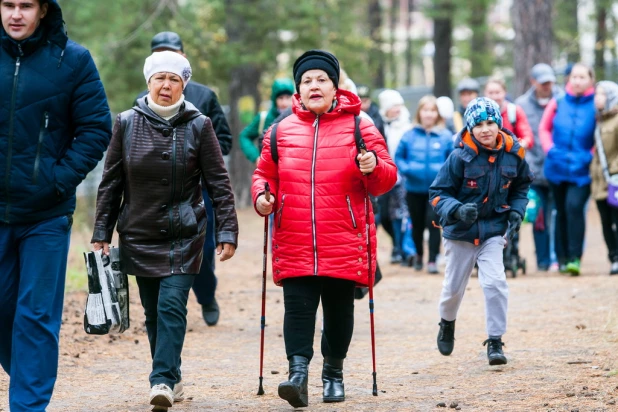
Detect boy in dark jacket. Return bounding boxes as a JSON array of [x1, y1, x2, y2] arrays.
[[429, 97, 533, 365]]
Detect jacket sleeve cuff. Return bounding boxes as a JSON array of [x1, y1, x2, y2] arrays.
[[91, 227, 112, 243], [217, 231, 238, 247]]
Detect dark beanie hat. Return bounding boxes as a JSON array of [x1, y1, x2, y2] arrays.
[[293, 50, 340, 93]]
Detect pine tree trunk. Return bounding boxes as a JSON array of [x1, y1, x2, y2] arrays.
[[389, 0, 398, 88], [369, 0, 385, 88], [468, 0, 492, 78], [405, 0, 415, 86], [512, 0, 553, 97], [595, 2, 607, 81], [433, 0, 453, 98], [225, 1, 262, 207]]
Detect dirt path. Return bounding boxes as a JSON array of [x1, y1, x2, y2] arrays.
[[2, 208, 618, 411]]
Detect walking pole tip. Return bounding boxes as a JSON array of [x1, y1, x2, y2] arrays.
[[257, 377, 264, 395]]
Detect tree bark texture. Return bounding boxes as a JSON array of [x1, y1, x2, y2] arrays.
[[369, 0, 385, 88], [595, 1, 608, 81], [468, 0, 492, 78], [432, 0, 453, 98], [405, 0, 415, 86], [225, 1, 262, 207], [512, 0, 553, 97]]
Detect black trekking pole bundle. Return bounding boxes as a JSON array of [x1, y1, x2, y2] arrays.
[[257, 182, 271, 396], [359, 143, 378, 396]]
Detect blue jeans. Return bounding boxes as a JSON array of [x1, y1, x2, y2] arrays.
[[531, 185, 552, 268], [136, 274, 196, 388], [192, 191, 217, 306], [0, 215, 72, 412]]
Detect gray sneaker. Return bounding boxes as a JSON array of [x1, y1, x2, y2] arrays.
[[173, 380, 184, 402], [611, 261, 618, 275]]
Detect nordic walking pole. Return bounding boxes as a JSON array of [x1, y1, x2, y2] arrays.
[[359, 143, 378, 396], [257, 182, 271, 396]]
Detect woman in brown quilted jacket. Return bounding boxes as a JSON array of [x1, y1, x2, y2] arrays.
[[592, 81, 618, 275], [91, 51, 238, 410]]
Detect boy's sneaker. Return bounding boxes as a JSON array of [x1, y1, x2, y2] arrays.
[[427, 262, 439, 274], [610, 261, 618, 275], [483, 338, 507, 365], [173, 380, 184, 402], [566, 259, 581, 276], [558, 263, 569, 274], [150, 384, 173, 409], [437, 319, 455, 356]]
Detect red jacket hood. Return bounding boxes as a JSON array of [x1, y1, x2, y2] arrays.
[[292, 89, 362, 121]]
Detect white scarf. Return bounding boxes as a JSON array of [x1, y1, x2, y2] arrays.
[[147, 94, 185, 120]]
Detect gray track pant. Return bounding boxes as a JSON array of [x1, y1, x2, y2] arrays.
[[439, 236, 509, 337]]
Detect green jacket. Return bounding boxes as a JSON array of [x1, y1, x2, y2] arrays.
[[240, 78, 295, 162]]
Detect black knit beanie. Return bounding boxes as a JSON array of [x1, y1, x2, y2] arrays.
[[293, 50, 340, 93]]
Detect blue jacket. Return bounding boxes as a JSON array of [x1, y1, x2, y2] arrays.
[[395, 125, 453, 193], [544, 90, 596, 186], [429, 129, 534, 244], [0, 0, 111, 224]]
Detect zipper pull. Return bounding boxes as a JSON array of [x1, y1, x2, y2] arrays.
[[313, 116, 319, 127], [14, 59, 20, 75], [172, 129, 177, 140], [44, 112, 49, 128]]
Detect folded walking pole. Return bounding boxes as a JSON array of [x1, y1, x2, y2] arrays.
[[257, 182, 271, 395]]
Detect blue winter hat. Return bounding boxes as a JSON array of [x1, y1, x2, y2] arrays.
[[464, 97, 503, 132]]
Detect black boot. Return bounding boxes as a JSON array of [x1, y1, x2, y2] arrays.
[[278, 356, 309, 408], [483, 338, 507, 365], [437, 319, 455, 356], [322, 357, 344, 403]]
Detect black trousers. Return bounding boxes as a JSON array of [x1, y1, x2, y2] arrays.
[[550, 182, 590, 261], [406, 192, 441, 262], [596, 199, 618, 262], [282, 276, 355, 361]]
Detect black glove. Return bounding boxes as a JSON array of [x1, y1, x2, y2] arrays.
[[454, 203, 478, 225], [507, 211, 522, 238]]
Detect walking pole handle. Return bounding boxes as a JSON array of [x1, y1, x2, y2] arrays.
[[265, 182, 271, 202]]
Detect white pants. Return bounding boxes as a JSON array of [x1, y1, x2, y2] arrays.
[[439, 236, 509, 336]]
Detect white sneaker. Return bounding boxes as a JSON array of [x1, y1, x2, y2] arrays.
[[173, 380, 184, 402], [150, 384, 173, 409]]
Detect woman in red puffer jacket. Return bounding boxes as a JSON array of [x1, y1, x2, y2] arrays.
[[252, 50, 397, 408]]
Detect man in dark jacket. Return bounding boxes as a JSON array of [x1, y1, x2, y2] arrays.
[[515, 63, 563, 271], [136, 32, 232, 326], [357, 84, 386, 138], [0, 1, 112, 410]]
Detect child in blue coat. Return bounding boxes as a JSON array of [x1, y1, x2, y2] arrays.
[[395, 95, 453, 273], [429, 97, 534, 365]]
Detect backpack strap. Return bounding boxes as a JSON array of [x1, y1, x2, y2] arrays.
[[271, 115, 362, 164], [271, 122, 279, 163], [354, 115, 365, 152]]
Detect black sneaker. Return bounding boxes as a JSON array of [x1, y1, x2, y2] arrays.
[[201, 297, 220, 326], [413, 255, 424, 272], [483, 338, 507, 365], [437, 319, 455, 356]]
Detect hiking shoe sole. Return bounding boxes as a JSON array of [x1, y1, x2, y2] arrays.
[[278, 382, 308, 408], [488, 356, 508, 366]]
